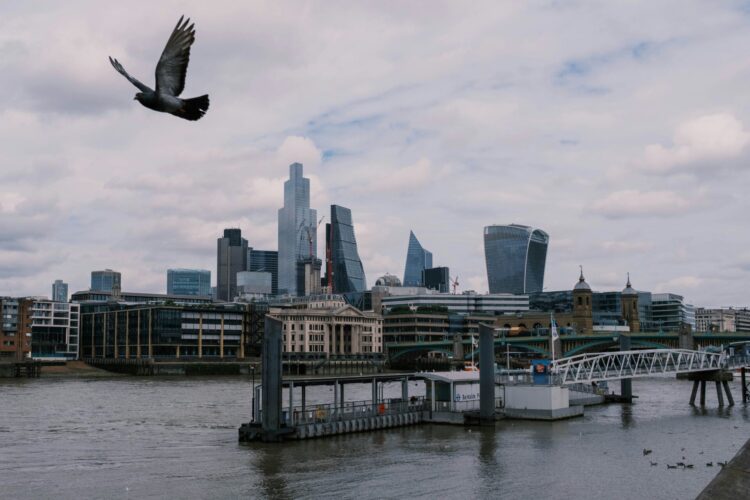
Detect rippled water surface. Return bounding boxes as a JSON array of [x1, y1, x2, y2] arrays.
[[1, 376, 748, 499]]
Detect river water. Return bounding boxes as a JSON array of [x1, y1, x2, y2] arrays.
[[1, 375, 747, 499]]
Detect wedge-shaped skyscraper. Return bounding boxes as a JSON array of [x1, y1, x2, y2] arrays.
[[326, 205, 367, 293], [484, 224, 548, 294], [403, 231, 433, 287]]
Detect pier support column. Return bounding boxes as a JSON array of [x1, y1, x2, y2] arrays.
[[340, 383, 345, 409], [289, 381, 294, 426], [401, 377, 408, 402], [742, 367, 748, 404], [715, 381, 724, 406], [301, 385, 306, 422], [479, 323, 496, 422], [371, 378, 377, 414], [690, 380, 699, 405], [619, 335, 632, 402], [722, 381, 734, 406], [700, 380, 706, 406], [261, 316, 284, 440]]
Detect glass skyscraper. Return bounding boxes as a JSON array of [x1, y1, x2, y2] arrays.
[[403, 231, 433, 286], [91, 269, 121, 293], [278, 163, 317, 296], [248, 248, 278, 295], [217, 228, 248, 301], [484, 224, 549, 294], [167, 269, 211, 296], [52, 280, 68, 302], [327, 205, 367, 293]]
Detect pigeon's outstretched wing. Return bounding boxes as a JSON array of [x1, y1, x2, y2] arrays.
[[109, 57, 153, 93], [155, 16, 195, 97]]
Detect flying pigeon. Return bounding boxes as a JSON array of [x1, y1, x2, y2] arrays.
[[109, 16, 209, 121]]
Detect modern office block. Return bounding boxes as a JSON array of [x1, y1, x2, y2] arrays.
[[167, 269, 211, 297], [52, 280, 68, 302], [403, 231, 433, 286], [326, 205, 367, 294], [278, 163, 317, 296], [217, 228, 248, 301], [91, 269, 121, 293], [422, 267, 450, 293], [484, 224, 548, 294], [248, 248, 278, 295], [237, 271, 273, 295]]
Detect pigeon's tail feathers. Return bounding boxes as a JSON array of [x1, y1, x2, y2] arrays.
[[178, 94, 209, 121]]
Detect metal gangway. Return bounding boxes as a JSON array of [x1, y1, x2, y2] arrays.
[[551, 348, 750, 385]]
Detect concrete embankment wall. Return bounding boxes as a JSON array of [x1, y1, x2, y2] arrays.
[[697, 437, 750, 499]]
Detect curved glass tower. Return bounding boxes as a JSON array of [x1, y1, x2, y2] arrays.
[[403, 231, 433, 286], [329, 205, 367, 293], [484, 224, 549, 294]]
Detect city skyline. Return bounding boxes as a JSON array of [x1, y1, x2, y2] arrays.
[[3, 2, 750, 307]]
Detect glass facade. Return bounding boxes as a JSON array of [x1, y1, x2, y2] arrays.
[[422, 266, 450, 293], [652, 293, 695, 332], [167, 269, 211, 297], [484, 224, 548, 294], [91, 269, 121, 292], [278, 163, 317, 296], [248, 249, 278, 295], [403, 231, 433, 286], [52, 280, 68, 302], [217, 228, 248, 301], [329, 205, 367, 293]]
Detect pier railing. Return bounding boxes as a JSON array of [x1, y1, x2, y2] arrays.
[[260, 397, 427, 427]]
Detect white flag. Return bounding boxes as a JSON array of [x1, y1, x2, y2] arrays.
[[551, 314, 559, 340]]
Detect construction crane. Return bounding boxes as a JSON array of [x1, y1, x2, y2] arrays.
[[450, 275, 459, 294], [300, 216, 325, 259]]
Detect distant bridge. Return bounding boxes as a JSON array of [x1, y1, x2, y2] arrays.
[[385, 332, 750, 363], [550, 349, 750, 384]]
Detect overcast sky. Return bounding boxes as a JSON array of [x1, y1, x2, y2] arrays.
[[2, 1, 750, 307]]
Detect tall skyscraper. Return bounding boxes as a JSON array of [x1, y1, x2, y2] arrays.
[[247, 248, 279, 295], [403, 231, 433, 286], [483, 224, 549, 294], [277, 163, 317, 296], [91, 269, 121, 293], [52, 280, 68, 302], [217, 228, 248, 301], [325, 205, 367, 294], [167, 269, 211, 296]]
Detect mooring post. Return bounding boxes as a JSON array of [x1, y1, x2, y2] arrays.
[[340, 383, 345, 410], [700, 380, 706, 406], [479, 323, 495, 422], [690, 380, 699, 405], [401, 377, 408, 403], [722, 380, 734, 406], [715, 381, 724, 406], [371, 378, 377, 414], [619, 334, 632, 402]]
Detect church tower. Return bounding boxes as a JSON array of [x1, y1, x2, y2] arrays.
[[572, 267, 593, 335], [621, 273, 640, 333]]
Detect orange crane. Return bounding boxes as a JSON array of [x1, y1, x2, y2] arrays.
[[450, 275, 459, 294]]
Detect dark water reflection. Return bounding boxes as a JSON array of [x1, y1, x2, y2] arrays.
[[1, 376, 748, 499]]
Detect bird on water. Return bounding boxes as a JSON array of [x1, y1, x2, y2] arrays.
[[109, 16, 209, 121]]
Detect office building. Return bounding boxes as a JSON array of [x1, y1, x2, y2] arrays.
[[79, 303, 250, 359], [403, 231, 433, 286], [71, 290, 213, 306], [278, 163, 318, 296], [484, 224, 549, 294], [248, 248, 278, 295], [91, 269, 121, 293], [380, 292, 529, 315], [237, 271, 273, 296], [29, 300, 80, 359], [0, 297, 33, 360], [422, 266, 450, 293], [52, 280, 68, 303], [217, 228, 248, 301], [694, 307, 750, 332], [326, 205, 367, 294], [652, 293, 695, 332], [167, 269, 211, 297]]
